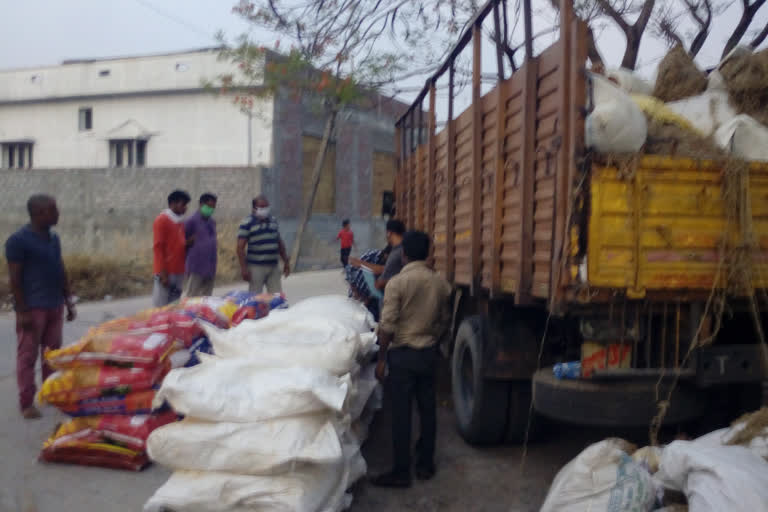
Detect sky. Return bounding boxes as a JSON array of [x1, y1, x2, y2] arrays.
[[1, 0, 766, 122]]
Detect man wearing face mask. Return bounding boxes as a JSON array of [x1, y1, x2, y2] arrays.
[[153, 189, 191, 307], [183, 193, 218, 297], [237, 195, 290, 294]]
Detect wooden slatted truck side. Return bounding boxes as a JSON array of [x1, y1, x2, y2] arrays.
[[394, 0, 768, 444]]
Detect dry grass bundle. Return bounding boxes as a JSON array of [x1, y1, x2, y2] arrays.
[[644, 119, 726, 160], [653, 45, 707, 103], [720, 48, 768, 126], [726, 407, 768, 447]]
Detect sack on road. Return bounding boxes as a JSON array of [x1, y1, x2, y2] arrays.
[[38, 365, 167, 406], [44, 332, 175, 370], [656, 440, 768, 512], [58, 389, 160, 417], [144, 443, 366, 512], [40, 411, 176, 471], [147, 415, 343, 475], [154, 357, 350, 422], [284, 295, 376, 333], [540, 438, 656, 512], [203, 318, 361, 375]]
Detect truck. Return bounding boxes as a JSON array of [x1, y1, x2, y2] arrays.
[[393, 0, 768, 444]]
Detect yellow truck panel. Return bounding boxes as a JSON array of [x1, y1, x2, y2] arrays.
[[588, 156, 768, 293]]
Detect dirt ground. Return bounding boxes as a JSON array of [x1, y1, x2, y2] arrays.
[[350, 359, 661, 512], [0, 271, 680, 511]]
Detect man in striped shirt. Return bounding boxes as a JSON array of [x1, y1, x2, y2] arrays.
[[237, 195, 290, 293]]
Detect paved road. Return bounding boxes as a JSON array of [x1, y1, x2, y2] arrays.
[[0, 270, 600, 511]]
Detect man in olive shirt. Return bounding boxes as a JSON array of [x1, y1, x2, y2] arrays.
[[372, 231, 452, 488]]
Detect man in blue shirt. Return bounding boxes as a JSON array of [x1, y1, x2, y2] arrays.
[[237, 195, 290, 293], [5, 195, 76, 419]]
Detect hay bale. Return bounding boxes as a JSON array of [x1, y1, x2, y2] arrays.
[[726, 407, 768, 447], [644, 118, 726, 160], [653, 45, 707, 102], [720, 48, 768, 126]]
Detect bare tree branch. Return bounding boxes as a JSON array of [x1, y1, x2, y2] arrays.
[[749, 20, 768, 47], [722, 0, 768, 58], [686, 0, 713, 56]]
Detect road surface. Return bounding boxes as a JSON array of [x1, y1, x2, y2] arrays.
[[0, 270, 604, 511]]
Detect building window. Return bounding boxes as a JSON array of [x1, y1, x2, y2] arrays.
[[109, 139, 147, 168], [78, 107, 93, 131], [1, 142, 33, 169]]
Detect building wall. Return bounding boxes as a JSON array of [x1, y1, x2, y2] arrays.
[[269, 92, 402, 218], [0, 49, 240, 103], [0, 166, 384, 271], [0, 93, 273, 168]]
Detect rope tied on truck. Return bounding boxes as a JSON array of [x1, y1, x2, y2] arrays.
[[649, 157, 768, 445]]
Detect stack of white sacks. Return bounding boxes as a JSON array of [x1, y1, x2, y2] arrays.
[[143, 296, 382, 512]]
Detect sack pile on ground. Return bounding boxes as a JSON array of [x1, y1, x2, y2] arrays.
[[144, 295, 381, 512], [588, 46, 768, 162], [540, 407, 768, 512], [36, 292, 286, 471]]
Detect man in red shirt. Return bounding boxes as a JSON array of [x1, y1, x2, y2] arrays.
[[336, 219, 355, 267], [153, 190, 191, 307]]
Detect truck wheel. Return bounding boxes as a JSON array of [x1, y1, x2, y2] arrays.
[[452, 316, 509, 445]]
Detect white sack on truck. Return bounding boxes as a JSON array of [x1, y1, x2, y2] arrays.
[[605, 68, 654, 95], [147, 415, 343, 475], [540, 438, 656, 512], [714, 114, 768, 160], [144, 442, 366, 512], [666, 91, 737, 137], [655, 440, 768, 512], [154, 356, 350, 422], [203, 318, 362, 375], [585, 74, 648, 153]]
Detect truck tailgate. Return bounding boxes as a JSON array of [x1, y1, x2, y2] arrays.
[[587, 155, 768, 292]]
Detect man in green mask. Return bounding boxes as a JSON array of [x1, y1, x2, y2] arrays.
[[183, 192, 218, 297]]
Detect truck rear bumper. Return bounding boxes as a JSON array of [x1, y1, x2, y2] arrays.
[[532, 368, 708, 427], [697, 344, 768, 385]]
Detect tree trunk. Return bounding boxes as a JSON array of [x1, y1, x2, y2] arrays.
[[289, 110, 337, 271], [621, 30, 641, 70]]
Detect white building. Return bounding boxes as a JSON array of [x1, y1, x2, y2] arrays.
[[0, 48, 273, 169]]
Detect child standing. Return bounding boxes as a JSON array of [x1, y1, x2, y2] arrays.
[[337, 219, 355, 267]]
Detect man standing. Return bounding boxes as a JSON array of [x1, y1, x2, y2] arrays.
[[5, 195, 77, 419], [153, 190, 191, 307], [337, 219, 355, 267], [375, 219, 406, 291], [184, 193, 218, 297], [372, 231, 451, 487], [237, 195, 290, 293]]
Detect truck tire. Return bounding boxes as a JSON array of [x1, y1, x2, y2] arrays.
[[452, 316, 509, 445], [532, 368, 707, 427]]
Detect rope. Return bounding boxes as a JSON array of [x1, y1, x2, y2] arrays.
[[520, 166, 588, 473], [649, 158, 768, 445]]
